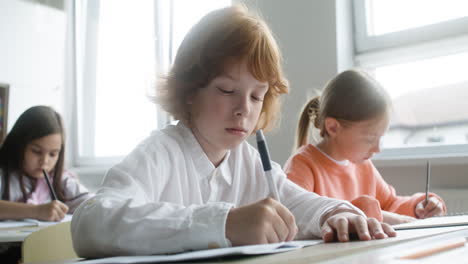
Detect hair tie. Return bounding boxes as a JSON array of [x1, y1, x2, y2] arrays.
[[307, 105, 317, 122]]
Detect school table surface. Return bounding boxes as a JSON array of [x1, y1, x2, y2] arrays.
[[0, 225, 42, 243], [0, 215, 72, 243], [24, 225, 468, 264]]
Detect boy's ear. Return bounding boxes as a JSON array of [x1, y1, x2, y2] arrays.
[[324, 117, 341, 137]]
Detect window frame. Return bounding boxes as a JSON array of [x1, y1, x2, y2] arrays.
[[69, 0, 230, 169], [353, 0, 468, 54], [69, 0, 169, 168], [353, 0, 468, 162]]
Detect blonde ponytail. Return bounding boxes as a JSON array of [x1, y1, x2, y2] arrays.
[[294, 97, 320, 151]]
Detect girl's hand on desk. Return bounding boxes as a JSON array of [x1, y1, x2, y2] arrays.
[[226, 198, 298, 246], [321, 212, 396, 242], [415, 197, 445, 219], [34, 200, 69, 221]]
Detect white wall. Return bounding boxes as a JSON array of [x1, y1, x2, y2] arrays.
[[0, 0, 67, 130]]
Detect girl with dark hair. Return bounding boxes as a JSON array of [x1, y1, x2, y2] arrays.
[[0, 105, 91, 221]]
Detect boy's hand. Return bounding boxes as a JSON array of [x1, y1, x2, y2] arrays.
[[35, 200, 69, 221], [382, 210, 416, 225], [415, 197, 445, 218], [321, 211, 396, 242], [226, 198, 298, 246]]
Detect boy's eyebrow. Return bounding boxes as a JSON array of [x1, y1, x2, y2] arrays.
[[218, 73, 236, 81], [217, 73, 269, 89]]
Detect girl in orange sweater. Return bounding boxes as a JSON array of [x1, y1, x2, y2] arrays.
[[284, 70, 446, 225]]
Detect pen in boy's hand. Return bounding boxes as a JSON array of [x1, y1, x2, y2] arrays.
[[256, 130, 281, 203], [43, 169, 58, 201]]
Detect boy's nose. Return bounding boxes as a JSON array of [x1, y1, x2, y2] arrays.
[[234, 97, 250, 116]]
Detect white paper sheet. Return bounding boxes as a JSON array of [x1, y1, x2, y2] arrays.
[[393, 215, 468, 230], [78, 240, 322, 264]]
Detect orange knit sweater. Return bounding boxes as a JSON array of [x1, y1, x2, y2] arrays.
[[284, 144, 446, 221]]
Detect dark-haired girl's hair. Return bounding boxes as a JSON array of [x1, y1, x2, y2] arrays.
[[0, 105, 66, 201]]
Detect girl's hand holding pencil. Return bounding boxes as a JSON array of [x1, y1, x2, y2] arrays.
[[34, 200, 69, 221], [36, 169, 69, 221], [415, 196, 445, 219]]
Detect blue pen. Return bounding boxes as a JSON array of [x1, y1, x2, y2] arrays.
[[256, 130, 281, 203]]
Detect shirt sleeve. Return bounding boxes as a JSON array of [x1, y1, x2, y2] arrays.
[[61, 170, 92, 213], [373, 165, 446, 217], [272, 161, 364, 239], [71, 144, 234, 258]]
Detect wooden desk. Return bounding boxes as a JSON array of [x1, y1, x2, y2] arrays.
[[320, 227, 468, 263], [205, 226, 468, 264], [25, 226, 468, 264]]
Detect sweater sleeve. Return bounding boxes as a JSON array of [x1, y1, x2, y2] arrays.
[[273, 161, 363, 239], [372, 165, 446, 217], [350, 195, 383, 221]]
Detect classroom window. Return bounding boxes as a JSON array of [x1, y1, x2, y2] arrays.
[[74, 0, 230, 166], [365, 0, 468, 36], [373, 52, 468, 149], [353, 0, 468, 158], [75, 0, 158, 164]]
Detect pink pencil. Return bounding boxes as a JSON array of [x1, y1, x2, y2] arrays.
[[399, 237, 467, 259]]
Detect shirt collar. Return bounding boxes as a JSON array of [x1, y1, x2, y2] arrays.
[[312, 145, 350, 166], [217, 151, 232, 185], [176, 122, 233, 186]]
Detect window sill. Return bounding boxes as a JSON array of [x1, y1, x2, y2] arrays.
[[372, 144, 468, 167], [70, 165, 110, 176]]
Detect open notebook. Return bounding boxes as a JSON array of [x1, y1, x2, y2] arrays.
[[393, 215, 468, 230], [78, 240, 321, 264]]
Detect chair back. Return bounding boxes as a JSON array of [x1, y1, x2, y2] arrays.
[[22, 221, 78, 263]]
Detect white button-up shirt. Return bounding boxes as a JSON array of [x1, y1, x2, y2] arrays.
[[71, 123, 358, 257]]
